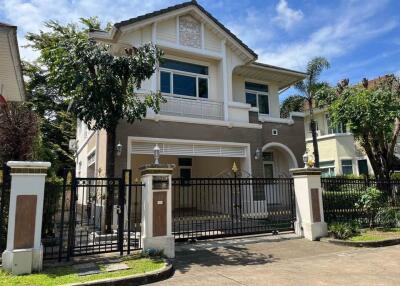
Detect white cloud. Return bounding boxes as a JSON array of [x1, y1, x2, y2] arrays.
[[227, 8, 275, 47], [258, 0, 397, 70], [273, 0, 303, 30], [0, 0, 178, 61]]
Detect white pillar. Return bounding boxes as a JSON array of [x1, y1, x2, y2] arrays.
[[221, 39, 229, 121], [140, 163, 175, 258], [2, 161, 51, 275], [291, 168, 327, 241]]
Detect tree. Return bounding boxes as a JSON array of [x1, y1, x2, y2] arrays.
[[26, 18, 164, 231], [280, 95, 304, 118], [295, 57, 330, 167], [0, 99, 39, 163], [24, 62, 76, 177], [317, 75, 400, 180]]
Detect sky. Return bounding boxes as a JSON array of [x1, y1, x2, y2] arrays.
[[1, 0, 399, 100]]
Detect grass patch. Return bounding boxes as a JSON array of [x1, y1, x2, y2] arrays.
[[348, 228, 400, 242], [0, 255, 165, 286]]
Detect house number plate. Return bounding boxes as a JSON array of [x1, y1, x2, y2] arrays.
[[157, 201, 164, 205]]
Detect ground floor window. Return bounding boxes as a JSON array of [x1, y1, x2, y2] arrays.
[[357, 159, 368, 176], [341, 159, 353, 175], [320, 160, 335, 177], [179, 158, 192, 182]]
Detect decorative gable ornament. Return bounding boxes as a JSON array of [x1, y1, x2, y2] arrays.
[[179, 15, 201, 48]]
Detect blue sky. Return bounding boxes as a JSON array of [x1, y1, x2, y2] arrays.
[[1, 0, 399, 100]]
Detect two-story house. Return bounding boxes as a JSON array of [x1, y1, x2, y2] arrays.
[[76, 1, 307, 182], [304, 108, 372, 177], [0, 22, 25, 102]]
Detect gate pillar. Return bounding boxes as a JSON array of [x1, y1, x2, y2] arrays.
[[140, 163, 175, 258], [290, 168, 327, 241], [2, 161, 51, 275]]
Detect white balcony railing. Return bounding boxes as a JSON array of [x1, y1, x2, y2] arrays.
[[160, 95, 224, 120]]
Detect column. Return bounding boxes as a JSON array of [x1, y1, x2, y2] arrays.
[[2, 161, 51, 275], [291, 168, 328, 241], [140, 163, 175, 258]]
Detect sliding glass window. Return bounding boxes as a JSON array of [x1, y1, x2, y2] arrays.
[[245, 81, 269, 114], [160, 59, 209, 99]]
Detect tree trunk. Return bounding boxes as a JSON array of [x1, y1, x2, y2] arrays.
[[309, 102, 320, 167], [104, 128, 116, 233]]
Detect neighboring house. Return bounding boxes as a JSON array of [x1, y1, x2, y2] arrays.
[[0, 22, 25, 102], [76, 1, 307, 181], [304, 108, 372, 177]]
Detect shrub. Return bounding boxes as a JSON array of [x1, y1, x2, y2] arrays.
[[375, 208, 400, 228], [329, 221, 360, 240], [142, 248, 164, 258], [355, 187, 383, 228]]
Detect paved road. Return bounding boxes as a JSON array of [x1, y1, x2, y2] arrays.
[[151, 233, 400, 286]]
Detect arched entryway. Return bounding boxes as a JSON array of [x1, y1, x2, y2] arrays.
[[261, 142, 298, 178]]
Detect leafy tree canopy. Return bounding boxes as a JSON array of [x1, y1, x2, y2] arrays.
[[24, 61, 76, 176], [317, 75, 400, 179], [26, 18, 164, 133], [280, 95, 304, 118]]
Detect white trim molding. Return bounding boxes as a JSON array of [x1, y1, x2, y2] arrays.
[[305, 132, 353, 143], [261, 142, 298, 169]]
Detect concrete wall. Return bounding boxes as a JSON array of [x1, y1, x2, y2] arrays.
[[115, 116, 305, 177]]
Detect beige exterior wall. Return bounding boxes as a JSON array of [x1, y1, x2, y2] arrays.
[[204, 26, 221, 52], [156, 18, 176, 43], [0, 26, 24, 102], [129, 154, 238, 181], [304, 109, 373, 176]]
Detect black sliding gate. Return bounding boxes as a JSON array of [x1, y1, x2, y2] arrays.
[[41, 172, 295, 260], [172, 177, 296, 240], [42, 170, 143, 261]]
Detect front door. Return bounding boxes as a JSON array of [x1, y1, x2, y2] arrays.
[[263, 163, 274, 178]]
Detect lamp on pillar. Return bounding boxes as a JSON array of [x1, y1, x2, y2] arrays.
[[254, 148, 262, 160], [153, 144, 160, 165], [302, 151, 309, 168]]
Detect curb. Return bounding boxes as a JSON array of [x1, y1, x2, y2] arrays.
[[326, 237, 400, 248], [68, 262, 174, 286]]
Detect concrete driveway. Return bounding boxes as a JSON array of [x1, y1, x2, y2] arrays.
[[151, 233, 400, 286]]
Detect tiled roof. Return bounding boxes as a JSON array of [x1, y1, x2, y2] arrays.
[[113, 0, 257, 58]]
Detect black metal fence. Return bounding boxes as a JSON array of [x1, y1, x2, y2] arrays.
[[322, 178, 400, 225], [42, 169, 143, 261], [172, 177, 295, 240]]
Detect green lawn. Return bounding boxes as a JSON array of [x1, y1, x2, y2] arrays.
[[0, 255, 165, 286], [348, 228, 400, 242]]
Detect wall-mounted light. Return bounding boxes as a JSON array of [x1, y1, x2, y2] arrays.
[[254, 148, 262, 160], [116, 142, 123, 156], [153, 144, 160, 165]]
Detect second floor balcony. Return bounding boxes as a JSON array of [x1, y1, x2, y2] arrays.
[[160, 95, 224, 121]]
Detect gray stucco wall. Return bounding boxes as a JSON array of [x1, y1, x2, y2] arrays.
[[114, 116, 305, 177]]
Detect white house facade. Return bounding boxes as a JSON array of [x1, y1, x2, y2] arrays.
[[76, 1, 307, 182]]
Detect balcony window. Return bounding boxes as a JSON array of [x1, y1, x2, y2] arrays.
[[160, 59, 208, 98], [326, 114, 347, 134], [245, 81, 269, 115]]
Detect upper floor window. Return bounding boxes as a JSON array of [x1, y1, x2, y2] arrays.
[[160, 59, 208, 99], [326, 114, 347, 134], [245, 82, 269, 115]]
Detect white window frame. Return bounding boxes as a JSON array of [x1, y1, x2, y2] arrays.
[[245, 90, 270, 114], [341, 159, 354, 175], [159, 67, 209, 100], [320, 160, 335, 177]]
